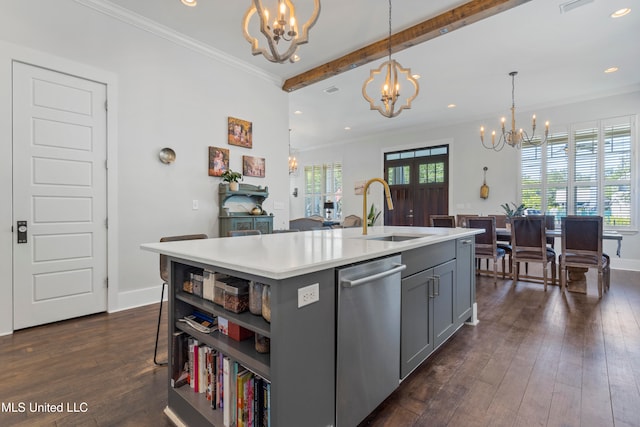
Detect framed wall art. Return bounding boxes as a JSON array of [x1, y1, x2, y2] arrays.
[[228, 116, 253, 148], [208, 146, 229, 177], [243, 155, 265, 178]]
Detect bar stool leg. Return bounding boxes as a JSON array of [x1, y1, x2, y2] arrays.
[[153, 282, 167, 366]]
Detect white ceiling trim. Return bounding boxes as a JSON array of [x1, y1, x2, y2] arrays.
[[73, 0, 282, 87]]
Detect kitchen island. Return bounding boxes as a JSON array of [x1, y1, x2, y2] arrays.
[[141, 226, 481, 427]]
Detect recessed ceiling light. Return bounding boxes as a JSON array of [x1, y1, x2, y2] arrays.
[[611, 8, 631, 18], [180, 0, 197, 7], [604, 67, 619, 73], [412, 74, 421, 80], [324, 86, 339, 94], [344, 127, 351, 131], [447, 104, 456, 109], [291, 54, 301, 63], [294, 110, 303, 115]]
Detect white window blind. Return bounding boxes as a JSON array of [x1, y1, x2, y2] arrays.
[[520, 115, 635, 229], [304, 162, 342, 218]]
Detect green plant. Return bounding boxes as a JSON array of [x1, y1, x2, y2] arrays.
[[221, 169, 242, 183], [367, 204, 381, 227], [501, 202, 526, 218]]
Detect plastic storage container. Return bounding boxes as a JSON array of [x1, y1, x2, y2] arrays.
[[224, 281, 250, 313], [249, 281, 263, 315], [213, 278, 226, 306]]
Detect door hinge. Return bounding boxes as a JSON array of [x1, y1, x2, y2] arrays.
[[104, 100, 108, 111], [105, 218, 108, 229], [105, 278, 109, 288], [105, 159, 108, 169]]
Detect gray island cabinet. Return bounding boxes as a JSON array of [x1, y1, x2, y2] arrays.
[[141, 226, 480, 427]]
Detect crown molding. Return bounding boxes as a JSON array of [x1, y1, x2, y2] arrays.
[[73, 0, 282, 87]]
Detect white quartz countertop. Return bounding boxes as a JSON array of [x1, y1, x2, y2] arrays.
[[140, 226, 482, 280]]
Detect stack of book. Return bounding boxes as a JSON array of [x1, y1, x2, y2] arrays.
[[172, 333, 271, 427]]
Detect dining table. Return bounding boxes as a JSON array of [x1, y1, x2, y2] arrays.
[[493, 227, 623, 294], [495, 228, 623, 257]]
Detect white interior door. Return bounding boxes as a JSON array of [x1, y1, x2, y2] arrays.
[[12, 61, 108, 330]]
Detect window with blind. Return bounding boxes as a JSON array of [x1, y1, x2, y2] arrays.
[[520, 115, 634, 229], [304, 162, 342, 218]]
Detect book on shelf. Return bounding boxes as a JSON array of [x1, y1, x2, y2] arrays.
[[236, 369, 252, 427], [171, 332, 189, 388], [179, 311, 217, 334], [198, 345, 206, 394], [223, 357, 232, 427]]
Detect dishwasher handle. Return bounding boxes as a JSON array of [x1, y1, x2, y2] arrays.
[[341, 263, 407, 288]]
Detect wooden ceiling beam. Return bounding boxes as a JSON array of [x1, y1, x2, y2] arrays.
[[282, 0, 531, 92]]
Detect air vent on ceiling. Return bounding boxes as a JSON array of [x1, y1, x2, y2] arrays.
[[559, 0, 594, 14], [323, 86, 339, 94]]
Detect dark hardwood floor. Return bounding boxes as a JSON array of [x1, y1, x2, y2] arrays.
[[1, 269, 639, 427]]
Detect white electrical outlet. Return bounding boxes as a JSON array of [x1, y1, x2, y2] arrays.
[[192, 200, 199, 210], [298, 283, 319, 308]]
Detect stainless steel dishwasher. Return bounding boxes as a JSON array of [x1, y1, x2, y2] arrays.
[[336, 254, 406, 427]]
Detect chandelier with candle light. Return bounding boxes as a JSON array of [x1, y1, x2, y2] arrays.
[[480, 71, 549, 151], [362, 0, 419, 118], [243, 0, 320, 64]]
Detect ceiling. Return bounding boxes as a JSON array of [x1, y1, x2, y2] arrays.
[[101, 0, 640, 150]]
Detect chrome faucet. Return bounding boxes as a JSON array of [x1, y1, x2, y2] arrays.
[[362, 178, 394, 235]]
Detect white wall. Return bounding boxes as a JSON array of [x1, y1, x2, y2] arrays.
[[293, 91, 640, 270], [0, 0, 289, 334]]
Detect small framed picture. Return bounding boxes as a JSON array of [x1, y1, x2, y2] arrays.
[[243, 155, 265, 178], [354, 180, 366, 195], [228, 116, 252, 148], [208, 146, 229, 177]]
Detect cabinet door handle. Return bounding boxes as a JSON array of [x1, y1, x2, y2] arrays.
[[433, 275, 440, 296], [460, 239, 472, 245], [428, 277, 434, 299]]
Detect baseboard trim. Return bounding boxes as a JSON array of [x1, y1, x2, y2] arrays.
[[610, 258, 640, 272], [109, 284, 166, 313]]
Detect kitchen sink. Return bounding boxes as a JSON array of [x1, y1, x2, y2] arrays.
[[357, 233, 433, 242]]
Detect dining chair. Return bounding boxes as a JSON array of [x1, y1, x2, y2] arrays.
[[456, 214, 478, 228], [289, 217, 325, 231], [155, 233, 208, 366], [430, 215, 456, 228], [560, 216, 610, 298], [511, 217, 556, 291], [527, 214, 556, 248], [227, 229, 261, 237], [342, 214, 363, 228], [489, 214, 508, 228], [467, 216, 506, 285]]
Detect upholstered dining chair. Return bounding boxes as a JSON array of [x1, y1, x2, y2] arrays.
[[430, 215, 456, 228], [467, 216, 506, 285], [227, 229, 261, 237], [560, 216, 610, 298], [457, 214, 478, 228], [289, 217, 324, 231], [155, 233, 208, 366], [511, 217, 556, 291], [342, 214, 363, 228], [527, 214, 556, 248]]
